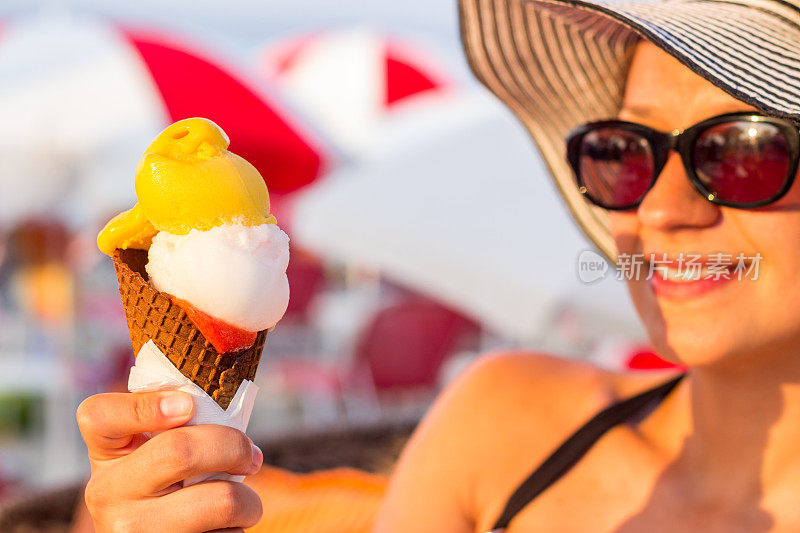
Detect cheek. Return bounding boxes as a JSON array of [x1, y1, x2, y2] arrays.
[[740, 213, 800, 360], [608, 211, 640, 255], [733, 206, 800, 282], [743, 218, 800, 321], [608, 211, 649, 312], [608, 212, 664, 343]]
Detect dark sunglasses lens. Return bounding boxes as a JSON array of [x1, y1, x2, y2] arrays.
[[693, 121, 792, 204], [578, 128, 654, 208]]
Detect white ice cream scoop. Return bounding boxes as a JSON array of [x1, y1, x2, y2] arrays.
[[145, 222, 290, 332]]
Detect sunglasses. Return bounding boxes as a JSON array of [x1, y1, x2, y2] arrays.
[[566, 112, 800, 210]]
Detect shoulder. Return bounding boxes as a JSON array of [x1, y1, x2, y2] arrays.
[[447, 350, 612, 403], [433, 351, 618, 455], [449, 350, 680, 409], [375, 350, 673, 532], [379, 352, 613, 523], [444, 350, 683, 445], [406, 351, 672, 524], [375, 351, 613, 531], [426, 350, 630, 441]]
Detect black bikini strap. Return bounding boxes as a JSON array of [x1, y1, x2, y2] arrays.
[[490, 372, 687, 531]]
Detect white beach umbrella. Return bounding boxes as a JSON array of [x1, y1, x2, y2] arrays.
[[292, 89, 643, 345]]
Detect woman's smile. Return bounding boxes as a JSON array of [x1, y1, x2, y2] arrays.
[[643, 254, 754, 300], [648, 265, 735, 299]]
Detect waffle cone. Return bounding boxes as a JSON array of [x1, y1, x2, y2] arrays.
[[112, 248, 267, 410]]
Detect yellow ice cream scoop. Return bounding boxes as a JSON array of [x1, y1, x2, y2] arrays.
[[98, 118, 276, 256]]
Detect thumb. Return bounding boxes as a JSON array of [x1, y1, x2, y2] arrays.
[[77, 391, 194, 461]]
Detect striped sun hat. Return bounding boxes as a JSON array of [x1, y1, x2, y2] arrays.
[[458, 0, 800, 261]]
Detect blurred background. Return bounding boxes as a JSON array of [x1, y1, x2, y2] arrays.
[[0, 0, 667, 515]]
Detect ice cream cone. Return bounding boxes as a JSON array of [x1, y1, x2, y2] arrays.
[[112, 248, 267, 410]]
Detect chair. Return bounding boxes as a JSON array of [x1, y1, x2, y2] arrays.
[[352, 298, 479, 391]]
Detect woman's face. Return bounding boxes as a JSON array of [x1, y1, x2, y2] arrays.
[[611, 41, 800, 367]]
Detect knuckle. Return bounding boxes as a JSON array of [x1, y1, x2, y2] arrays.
[[83, 477, 106, 512], [215, 483, 261, 528], [84, 478, 140, 533], [162, 431, 196, 475], [215, 483, 245, 525], [132, 394, 159, 426], [231, 430, 253, 463], [244, 486, 263, 527]]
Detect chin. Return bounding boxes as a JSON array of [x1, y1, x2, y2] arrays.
[[644, 325, 735, 368], [630, 286, 749, 368], [640, 308, 799, 370]]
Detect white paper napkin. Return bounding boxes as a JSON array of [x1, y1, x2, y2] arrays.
[[128, 340, 260, 486]]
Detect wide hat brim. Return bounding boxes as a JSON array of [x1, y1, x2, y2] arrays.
[[459, 0, 800, 261]]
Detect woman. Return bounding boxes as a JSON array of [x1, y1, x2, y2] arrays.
[[77, 0, 800, 531]]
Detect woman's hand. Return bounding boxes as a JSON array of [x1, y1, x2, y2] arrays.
[[76, 390, 263, 533]]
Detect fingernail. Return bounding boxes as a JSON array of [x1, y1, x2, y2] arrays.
[[250, 443, 263, 473], [160, 393, 193, 418]]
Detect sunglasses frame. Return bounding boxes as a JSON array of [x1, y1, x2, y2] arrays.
[[566, 112, 800, 211]]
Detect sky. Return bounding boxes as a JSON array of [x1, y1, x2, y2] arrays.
[[0, 0, 468, 63]]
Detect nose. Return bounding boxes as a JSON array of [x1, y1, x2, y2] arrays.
[[636, 153, 720, 230]]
